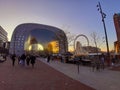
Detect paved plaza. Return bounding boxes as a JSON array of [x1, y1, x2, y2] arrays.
[[39, 58, 120, 90], [0, 57, 94, 90], [0, 57, 120, 90]]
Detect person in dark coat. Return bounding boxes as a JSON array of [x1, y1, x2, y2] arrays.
[[30, 55, 36, 68], [11, 54, 16, 66], [20, 53, 26, 66], [47, 54, 50, 63], [26, 55, 31, 66]]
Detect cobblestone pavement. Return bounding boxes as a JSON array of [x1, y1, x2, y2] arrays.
[[0, 57, 94, 90], [39, 58, 120, 90]]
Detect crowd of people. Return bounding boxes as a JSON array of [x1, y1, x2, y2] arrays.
[[10, 53, 36, 68]]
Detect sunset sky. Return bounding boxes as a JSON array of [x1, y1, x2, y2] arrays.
[[0, 0, 120, 51]]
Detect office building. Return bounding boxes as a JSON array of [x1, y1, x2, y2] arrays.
[[113, 13, 120, 54], [0, 26, 8, 54], [0, 26, 8, 43]]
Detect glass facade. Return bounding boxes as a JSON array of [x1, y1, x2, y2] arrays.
[[24, 29, 60, 54], [9, 23, 68, 56]]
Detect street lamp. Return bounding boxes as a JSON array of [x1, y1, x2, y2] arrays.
[[97, 2, 110, 65]]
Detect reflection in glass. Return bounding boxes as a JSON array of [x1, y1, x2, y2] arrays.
[[47, 41, 59, 53], [24, 29, 59, 55]]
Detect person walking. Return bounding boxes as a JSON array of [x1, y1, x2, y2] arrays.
[[91, 59, 96, 72], [17, 56, 21, 64], [100, 56, 105, 70], [26, 55, 30, 66], [30, 55, 36, 68], [96, 60, 100, 71], [11, 54, 16, 66], [20, 53, 26, 66], [111, 56, 115, 66], [47, 54, 50, 63], [3, 55, 7, 61]]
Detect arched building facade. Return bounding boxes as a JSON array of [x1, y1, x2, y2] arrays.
[[9, 23, 68, 56]]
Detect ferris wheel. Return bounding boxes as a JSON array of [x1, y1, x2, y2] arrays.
[[74, 34, 89, 55]]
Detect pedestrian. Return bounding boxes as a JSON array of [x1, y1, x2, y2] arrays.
[[91, 59, 96, 72], [60, 56, 63, 63], [111, 57, 115, 66], [65, 56, 69, 63], [30, 55, 36, 68], [26, 55, 30, 66], [20, 53, 26, 66], [100, 56, 105, 70], [18, 56, 21, 64], [3, 55, 7, 61], [47, 54, 50, 63], [11, 54, 16, 66], [96, 59, 100, 71]]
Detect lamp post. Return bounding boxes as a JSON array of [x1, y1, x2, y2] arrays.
[[97, 2, 110, 66]]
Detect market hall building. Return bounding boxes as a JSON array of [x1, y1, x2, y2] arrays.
[[9, 23, 68, 56]]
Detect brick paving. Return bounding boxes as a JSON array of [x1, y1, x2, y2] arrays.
[[0, 57, 95, 90]]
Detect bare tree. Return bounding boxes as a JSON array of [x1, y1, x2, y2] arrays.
[[90, 32, 102, 53], [61, 26, 76, 48], [64, 30, 76, 47]]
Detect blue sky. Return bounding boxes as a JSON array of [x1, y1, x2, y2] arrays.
[[0, 0, 120, 51]]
